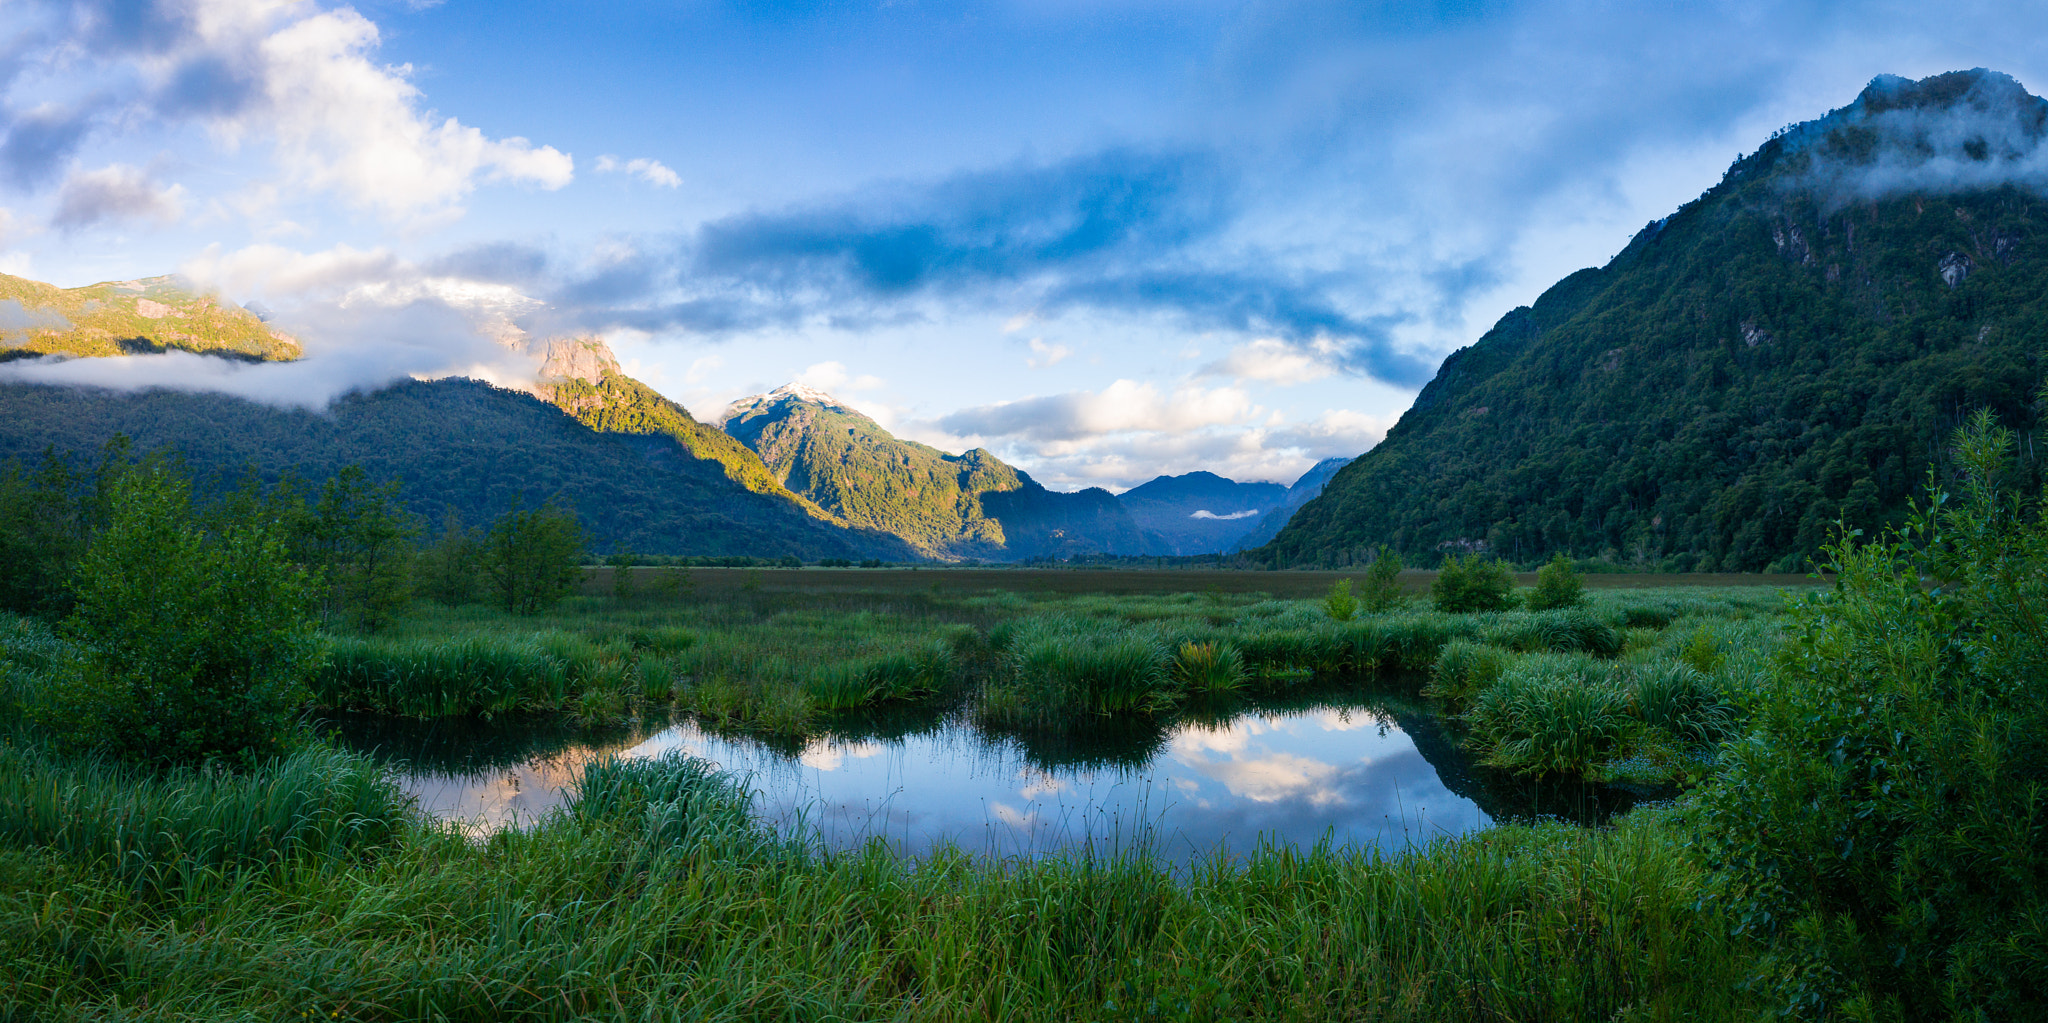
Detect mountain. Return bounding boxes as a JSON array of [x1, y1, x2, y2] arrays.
[[530, 338, 841, 523], [0, 274, 297, 362], [0, 378, 911, 560], [1117, 471, 1288, 555], [720, 383, 1150, 560], [1227, 457, 1354, 552], [1262, 69, 2048, 572]]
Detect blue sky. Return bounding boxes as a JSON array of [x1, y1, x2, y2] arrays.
[[2, 0, 2044, 489]]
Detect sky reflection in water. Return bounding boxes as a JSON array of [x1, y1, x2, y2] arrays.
[[389, 706, 1491, 862]]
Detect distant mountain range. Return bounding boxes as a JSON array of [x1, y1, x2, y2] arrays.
[[0, 317, 1335, 559], [1260, 69, 2048, 571]]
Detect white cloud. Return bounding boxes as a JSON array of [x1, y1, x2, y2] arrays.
[[795, 360, 884, 393], [1025, 337, 1070, 368], [51, 165, 186, 229], [250, 7, 572, 219], [1200, 337, 1338, 386], [594, 154, 682, 188], [937, 379, 1257, 442]]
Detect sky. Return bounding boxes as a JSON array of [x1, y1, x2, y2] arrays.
[[1, 0, 2044, 491]]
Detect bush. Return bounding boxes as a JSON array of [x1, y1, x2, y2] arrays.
[[1431, 553, 1516, 613], [1360, 545, 1405, 612], [1524, 553, 1584, 610], [1695, 412, 2048, 1018], [35, 467, 322, 767], [1323, 578, 1357, 621]]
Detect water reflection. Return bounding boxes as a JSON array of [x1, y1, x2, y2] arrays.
[[329, 690, 1651, 863]]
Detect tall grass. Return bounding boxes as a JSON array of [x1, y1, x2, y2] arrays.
[[0, 744, 407, 894]]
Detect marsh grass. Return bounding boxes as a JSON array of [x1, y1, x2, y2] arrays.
[[0, 743, 1762, 1022]]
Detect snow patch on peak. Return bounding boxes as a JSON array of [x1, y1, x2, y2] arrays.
[[721, 381, 867, 424]]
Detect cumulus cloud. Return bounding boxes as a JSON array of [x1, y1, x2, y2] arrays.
[[1025, 337, 1070, 368], [51, 163, 184, 228], [595, 155, 681, 188], [2, 0, 572, 223], [1199, 337, 1337, 385], [793, 360, 883, 394]]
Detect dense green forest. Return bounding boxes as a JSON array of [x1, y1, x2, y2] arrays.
[[0, 378, 912, 560], [1265, 70, 2048, 570]]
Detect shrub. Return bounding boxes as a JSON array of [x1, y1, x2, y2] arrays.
[[1695, 412, 2048, 1018], [1524, 553, 1584, 610], [1431, 553, 1517, 613], [1360, 545, 1405, 612], [1323, 578, 1357, 621], [36, 467, 322, 767]]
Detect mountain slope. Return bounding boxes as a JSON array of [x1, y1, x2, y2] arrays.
[[0, 274, 297, 362], [0, 378, 912, 560], [721, 384, 1150, 559], [1228, 457, 1354, 552], [1117, 471, 1287, 555], [1263, 69, 2048, 571], [531, 338, 841, 523]]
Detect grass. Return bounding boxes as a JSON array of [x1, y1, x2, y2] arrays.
[[0, 744, 1763, 1021]]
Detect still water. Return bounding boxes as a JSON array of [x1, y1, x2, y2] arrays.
[[331, 692, 1642, 864]]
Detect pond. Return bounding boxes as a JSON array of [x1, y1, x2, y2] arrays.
[[328, 688, 1650, 864]]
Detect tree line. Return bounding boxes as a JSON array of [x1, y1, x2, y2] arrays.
[[0, 439, 591, 629]]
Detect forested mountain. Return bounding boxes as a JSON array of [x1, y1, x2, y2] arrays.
[[0, 379, 912, 560], [1117, 471, 1287, 555], [0, 273, 296, 362], [721, 383, 1151, 559], [531, 338, 842, 523], [1263, 69, 2048, 571]]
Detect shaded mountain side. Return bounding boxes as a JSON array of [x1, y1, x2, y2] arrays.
[[0, 273, 297, 362], [1118, 471, 1289, 555], [721, 383, 1151, 560], [1228, 457, 1355, 552], [0, 379, 914, 560], [1262, 69, 2048, 571], [531, 338, 841, 524], [980, 481, 1152, 559]]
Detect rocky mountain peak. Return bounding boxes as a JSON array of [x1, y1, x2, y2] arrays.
[[720, 381, 867, 425], [535, 336, 621, 385]]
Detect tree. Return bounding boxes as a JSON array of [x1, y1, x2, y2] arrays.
[[1431, 553, 1516, 613], [0, 437, 142, 616], [607, 548, 637, 603], [1524, 553, 1585, 610], [416, 508, 482, 605], [306, 467, 419, 630], [1359, 545, 1405, 612], [481, 500, 586, 614], [37, 465, 322, 766]]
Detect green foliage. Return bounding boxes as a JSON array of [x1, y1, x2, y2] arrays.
[[1424, 638, 1511, 708], [481, 500, 586, 615], [293, 466, 420, 631], [1431, 553, 1516, 613], [0, 438, 137, 616], [607, 548, 636, 603], [36, 465, 322, 767], [1322, 577, 1357, 621], [1696, 410, 2048, 1019], [1525, 553, 1584, 610], [414, 508, 481, 605], [1359, 545, 1404, 611], [1677, 625, 1725, 674], [1171, 641, 1247, 693], [1466, 655, 1630, 774]]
